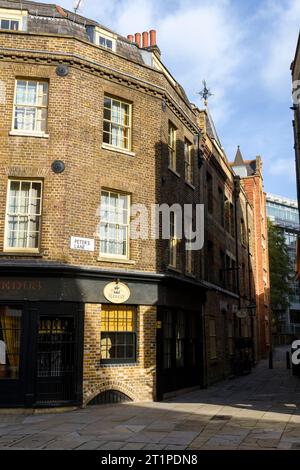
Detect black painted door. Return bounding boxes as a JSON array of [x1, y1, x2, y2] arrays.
[[34, 302, 83, 407], [157, 308, 203, 400]]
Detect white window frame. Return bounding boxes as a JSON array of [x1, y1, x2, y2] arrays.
[[4, 179, 43, 253], [184, 138, 193, 184], [0, 8, 27, 31], [0, 18, 19, 31], [99, 190, 130, 260], [168, 122, 177, 171], [11, 79, 49, 137], [95, 27, 116, 52], [103, 96, 132, 151]]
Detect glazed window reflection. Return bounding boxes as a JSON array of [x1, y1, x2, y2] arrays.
[[0, 306, 22, 379]]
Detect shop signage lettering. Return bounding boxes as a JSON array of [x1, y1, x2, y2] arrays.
[[104, 281, 130, 304], [0, 280, 42, 291]]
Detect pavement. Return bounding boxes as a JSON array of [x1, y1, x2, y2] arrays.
[[1, 346, 300, 450]]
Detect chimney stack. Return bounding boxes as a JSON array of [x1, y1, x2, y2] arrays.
[[142, 31, 149, 48], [135, 32, 141, 48], [150, 30, 156, 47]]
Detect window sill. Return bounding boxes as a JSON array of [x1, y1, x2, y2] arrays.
[[168, 167, 181, 178], [185, 181, 195, 190], [186, 272, 196, 279], [0, 251, 42, 257], [100, 362, 138, 367], [102, 143, 135, 157], [167, 265, 182, 274], [98, 257, 136, 265], [9, 130, 49, 139]]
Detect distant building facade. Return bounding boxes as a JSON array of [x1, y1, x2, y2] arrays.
[[231, 148, 271, 360], [266, 194, 300, 334]]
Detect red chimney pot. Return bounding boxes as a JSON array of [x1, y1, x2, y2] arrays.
[[127, 34, 134, 42], [150, 30, 156, 47], [142, 31, 149, 48], [135, 33, 141, 48]]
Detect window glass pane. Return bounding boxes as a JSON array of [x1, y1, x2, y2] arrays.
[[11, 21, 19, 31], [100, 306, 136, 362], [0, 306, 22, 379], [1, 20, 10, 30], [106, 39, 113, 49]]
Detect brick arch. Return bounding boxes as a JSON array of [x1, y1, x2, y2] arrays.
[[84, 381, 137, 406]]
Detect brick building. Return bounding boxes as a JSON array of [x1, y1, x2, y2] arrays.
[[0, 0, 269, 408]]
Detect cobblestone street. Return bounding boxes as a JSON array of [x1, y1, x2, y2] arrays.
[[1, 347, 300, 451]]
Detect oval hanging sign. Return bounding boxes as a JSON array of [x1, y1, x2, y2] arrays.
[[103, 281, 131, 304], [236, 310, 248, 319]]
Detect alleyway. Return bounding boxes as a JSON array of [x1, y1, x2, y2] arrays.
[[1, 346, 300, 450]]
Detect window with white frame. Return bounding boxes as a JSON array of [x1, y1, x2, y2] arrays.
[[13, 80, 48, 134], [5, 180, 43, 251], [168, 122, 177, 171], [100, 190, 130, 259], [0, 18, 19, 30], [99, 35, 113, 50], [184, 139, 193, 184], [169, 212, 179, 268], [103, 96, 131, 150]]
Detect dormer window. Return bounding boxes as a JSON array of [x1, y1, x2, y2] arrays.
[[0, 19, 19, 31], [0, 8, 27, 32], [95, 27, 116, 52]]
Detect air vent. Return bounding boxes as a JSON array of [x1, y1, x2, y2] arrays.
[[88, 390, 132, 405]]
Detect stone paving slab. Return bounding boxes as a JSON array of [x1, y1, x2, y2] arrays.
[[1, 346, 300, 450]]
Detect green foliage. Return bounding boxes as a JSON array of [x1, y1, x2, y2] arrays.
[[267, 219, 292, 314]]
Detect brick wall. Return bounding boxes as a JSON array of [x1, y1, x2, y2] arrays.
[[83, 304, 157, 404]]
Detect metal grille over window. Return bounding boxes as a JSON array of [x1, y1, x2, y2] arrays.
[[13, 80, 48, 134], [103, 96, 131, 150], [100, 306, 136, 363], [100, 190, 130, 258], [5, 180, 42, 250]]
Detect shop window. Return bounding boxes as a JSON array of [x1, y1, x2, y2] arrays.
[[0, 306, 22, 379], [163, 311, 172, 369], [100, 306, 136, 364], [228, 320, 234, 355]]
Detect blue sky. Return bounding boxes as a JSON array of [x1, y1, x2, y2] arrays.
[[40, 0, 300, 199]]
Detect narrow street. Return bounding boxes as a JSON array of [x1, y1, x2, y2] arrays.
[[1, 347, 300, 451]]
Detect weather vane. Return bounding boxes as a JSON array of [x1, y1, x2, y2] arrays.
[[198, 80, 213, 106]]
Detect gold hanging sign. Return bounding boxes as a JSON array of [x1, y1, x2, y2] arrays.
[[103, 281, 131, 304]]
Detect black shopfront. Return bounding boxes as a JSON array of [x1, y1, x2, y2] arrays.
[[0, 264, 207, 408]]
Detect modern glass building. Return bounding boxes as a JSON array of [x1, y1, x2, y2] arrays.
[[266, 194, 300, 334]]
